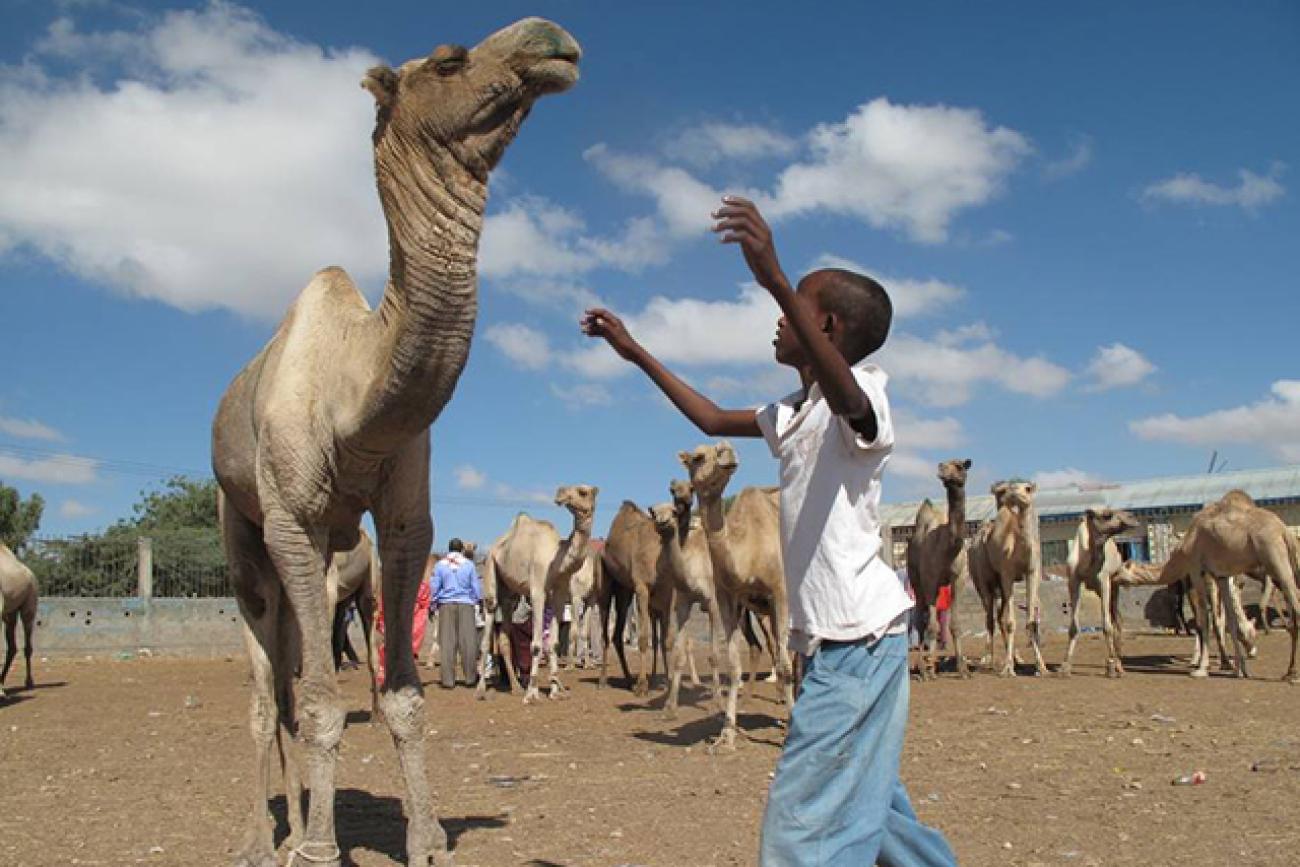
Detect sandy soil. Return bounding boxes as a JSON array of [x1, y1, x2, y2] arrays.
[[2, 631, 1298, 866]]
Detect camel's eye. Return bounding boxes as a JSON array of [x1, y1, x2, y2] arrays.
[[431, 44, 469, 76]]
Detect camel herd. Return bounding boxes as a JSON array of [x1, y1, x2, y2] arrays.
[[903, 459, 1300, 686]]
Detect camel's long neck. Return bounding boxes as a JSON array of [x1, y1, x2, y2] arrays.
[[356, 142, 488, 452], [698, 493, 740, 582], [944, 484, 966, 543], [556, 513, 594, 579]]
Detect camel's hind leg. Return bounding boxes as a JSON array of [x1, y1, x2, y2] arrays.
[[1218, 576, 1252, 678], [1059, 576, 1083, 678], [1257, 574, 1275, 635], [1098, 575, 1123, 677], [1258, 541, 1300, 682], [1, 611, 17, 695], [947, 578, 969, 678], [711, 593, 746, 753], [663, 595, 693, 719], [1024, 570, 1048, 676]]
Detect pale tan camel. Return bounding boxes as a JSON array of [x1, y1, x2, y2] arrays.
[[0, 543, 38, 698], [209, 19, 578, 867], [563, 544, 604, 671], [650, 481, 723, 718], [1059, 508, 1141, 678], [602, 500, 674, 695], [682, 441, 793, 751], [906, 459, 972, 680], [968, 481, 1048, 677], [1177, 491, 1299, 681], [476, 485, 598, 702]]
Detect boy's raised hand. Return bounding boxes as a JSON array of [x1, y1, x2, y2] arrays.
[[712, 195, 790, 292], [580, 307, 640, 361]]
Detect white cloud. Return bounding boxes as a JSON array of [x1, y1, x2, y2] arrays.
[[584, 144, 730, 238], [886, 451, 938, 482], [765, 98, 1031, 243], [881, 326, 1071, 407], [0, 452, 98, 484], [59, 498, 96, 518], [563, 285, 780, 379], [0, 5, 387, 319], [484, 323, 553, 371], [0, 415, 66, 442], [893, 411, 965, 450], [661, 121, 797, 168], [493, 481, 554, 506], [1084, 343, 1156, 391], [454, 464, 486, 490], [549, 382, 613, 409], [1044, 137, 1093, 180], [1130, 380, 1300, 461], [810, 254, 965, 318], [1034, 467, 1104, 489], [1141, 165, 1286, 211]]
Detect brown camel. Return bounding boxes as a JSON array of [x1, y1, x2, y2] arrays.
[[968, 481, 1048, 677], [602, 500, 674, 695], [682, 441, 794, 751], [1178, 491, 1299, 681], [0, 543, 38, 698], [210, 19, 579, 867], [905, 458, 972, 680], [1059, 508, 1141, 677], [476, 485, 598, 702]]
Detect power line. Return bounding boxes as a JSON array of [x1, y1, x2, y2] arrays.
[[0, 441, 558, 511]]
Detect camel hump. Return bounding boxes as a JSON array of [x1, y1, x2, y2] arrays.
[[1221, 489, 1256, 508]]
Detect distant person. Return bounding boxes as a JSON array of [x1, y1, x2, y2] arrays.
[[431, 538, 481, 688], [582, 195, 957, 866]]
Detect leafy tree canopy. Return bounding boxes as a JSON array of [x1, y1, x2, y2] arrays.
[[0, 481, 44, 552]]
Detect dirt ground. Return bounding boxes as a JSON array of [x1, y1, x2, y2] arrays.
[[2, 631, 1298, 867]]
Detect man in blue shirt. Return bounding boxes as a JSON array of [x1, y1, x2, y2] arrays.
[[431, 538, 482, 688]]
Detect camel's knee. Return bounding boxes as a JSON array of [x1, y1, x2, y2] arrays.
[[378, 686, 425, 743], [296, 683, 344, 749], [248, 693, 278, 744]]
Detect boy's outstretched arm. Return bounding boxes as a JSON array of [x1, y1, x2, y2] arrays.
[[580, 307, 760, 438], [712, 196, 874, 436]]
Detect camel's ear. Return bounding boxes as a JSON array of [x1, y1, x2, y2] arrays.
[[362, 65, 399, 108], [678, 450, 692, 467], [991, 482, 1008, 497], [1026, 482, 1038, 495], [590, 486, 600, 497], [1085, 508, 1097, 519], [423, 43, 469, 76], [962, 459, 972, 470]]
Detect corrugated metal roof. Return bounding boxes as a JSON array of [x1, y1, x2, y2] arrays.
[[881, 464, 1300, 529]]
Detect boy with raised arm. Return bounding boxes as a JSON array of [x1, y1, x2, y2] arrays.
[[581, 196, 958, 866]]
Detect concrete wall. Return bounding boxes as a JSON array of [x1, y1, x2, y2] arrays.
[[35, 597, 246, 659]]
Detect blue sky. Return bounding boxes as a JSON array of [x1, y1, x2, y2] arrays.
[[1, 0, 1297, 546]]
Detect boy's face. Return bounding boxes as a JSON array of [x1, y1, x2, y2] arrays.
[[773, 276, 832, 368]]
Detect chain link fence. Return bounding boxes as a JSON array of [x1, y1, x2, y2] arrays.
[[27, 530, 230, 598]]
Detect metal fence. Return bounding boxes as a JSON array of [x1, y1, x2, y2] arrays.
[[27, 531, 231, 598]]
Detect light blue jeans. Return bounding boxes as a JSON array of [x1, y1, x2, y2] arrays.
[[759, 632, 958, 866]]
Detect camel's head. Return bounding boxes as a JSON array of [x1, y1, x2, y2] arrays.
[[678, 441, 739, 499], [1085, 507, 1140, 538], [937, 458, 972, 490], [649, 502, 678, 536], [462, 540, 478, 561], [669, 479, 694, 516], [554, 484, 599, 522], [991, 480, 1036, 512], [362, 18, 580, 181]]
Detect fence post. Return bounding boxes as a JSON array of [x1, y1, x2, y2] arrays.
[[137, 536, 154, 601]]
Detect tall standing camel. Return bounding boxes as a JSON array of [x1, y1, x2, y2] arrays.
[[210, 19, 579, 867], [0, 543, 37, 698], [602, 500, 674, 695], [906, 458, 972, 680], [1179, 490, 1300, 681], [968, 481, 1048, 677], [1059, 508, 1141, 678], [682, 441, 794, 751], [476, 485, 598, 702], [650, 481, 722, 718]]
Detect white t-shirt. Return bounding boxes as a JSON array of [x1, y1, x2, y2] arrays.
[[755, 362, 913, 655]]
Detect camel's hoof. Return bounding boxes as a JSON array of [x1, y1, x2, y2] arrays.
[[661, 707, 679, 722], [1189, 668, 1210, 679], [632, 681, 650, 698], [998, 669, 1016, 679], [1286, 674, 1299, 685], [548, 687, 569, 701], [1057, 668, 1072, 679], [232, 855, 277, 867], [523, 689, 541, 705], [1248, 646, 1260, 659], [707, 731, 738, 755]]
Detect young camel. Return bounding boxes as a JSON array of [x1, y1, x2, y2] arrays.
[[968, 481, 1048, 677], [602, 500, 674, 695], [0, 543, 38, 698], [650, 480, 723, 718], [682, 441, 794, 751], [476, 485, 598, 703], [1059, 508, 1141, 678], [209, 20, 579, 866], [1178, 490, 1299, 681], [906, 458, 973, 680]]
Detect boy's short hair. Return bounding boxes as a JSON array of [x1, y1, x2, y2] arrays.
[[448, 538, 464, 553], [812, 268, 892, 362]]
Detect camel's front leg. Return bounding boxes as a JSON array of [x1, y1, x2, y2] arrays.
[[663, 595, 693, 718], [263, 510, 343, 867], [946, 580, 969, 678], [1224, 577, 1258, 659], [1190, 573, 1215, 678], [1219, 576, 1251, 679], [1257, 574, 1275, 635], [1024, 570, 1048, 676], [523, 586, 547, 704], [921, 602, 940, 680], [632, 584, 652, 696], [373, 478, 451, 867], [543, 588, 568, 700], [997, 580, 1017, 677], [1098, 576, 1122, 677], [1058, 576, 1083, 677], [711, 595, 745, 753], [770, 592, 795, 711], [702, 595, 724, 704]]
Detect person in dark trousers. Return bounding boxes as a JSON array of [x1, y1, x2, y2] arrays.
[[430, 538, 482, 688]]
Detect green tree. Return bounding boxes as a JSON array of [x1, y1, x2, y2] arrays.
[[0, 481, 44, 552]]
